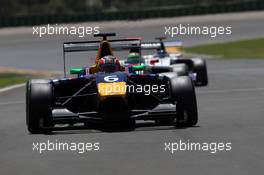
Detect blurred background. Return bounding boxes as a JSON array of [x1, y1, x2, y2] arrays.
[[0, 0, 257, 15], [0, 0, 263, 27]]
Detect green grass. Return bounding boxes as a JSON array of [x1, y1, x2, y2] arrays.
[[0, 73, 31, 88], [184, 38, 264, 59]]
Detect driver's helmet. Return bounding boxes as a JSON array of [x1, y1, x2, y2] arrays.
[[157, 49, 167, 58], [127, 52, 141, 64], [98, 55, 120, 73]]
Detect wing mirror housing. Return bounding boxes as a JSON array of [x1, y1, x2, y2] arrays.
[[70, 68, 85, 75]]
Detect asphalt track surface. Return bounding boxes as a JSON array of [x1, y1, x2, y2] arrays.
[[1, 12, 264, 174]]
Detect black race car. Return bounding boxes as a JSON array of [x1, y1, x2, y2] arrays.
[[26, 33, 198, 134]]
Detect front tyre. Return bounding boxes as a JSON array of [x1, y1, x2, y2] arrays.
[[170, 76, 198, 127], [26, 80, 53, 134], [192, 58, 208, 86]]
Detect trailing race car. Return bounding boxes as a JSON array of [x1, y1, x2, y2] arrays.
[[141, 37, 208, 86], [121, 38, 190, 78], [26, 33, 198, 134], [123, 50, 190, 78]]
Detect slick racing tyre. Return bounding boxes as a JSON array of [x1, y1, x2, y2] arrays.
[[192, 58, 208, 86], [121, 118, 136, 130], [170, 76, 198, 127], [26, 80, 53, 134]]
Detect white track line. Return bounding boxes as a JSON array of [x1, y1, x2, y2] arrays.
[[0, 84, 25, 106], [0, 101, 24, 106], [0, 83, 25, 93]]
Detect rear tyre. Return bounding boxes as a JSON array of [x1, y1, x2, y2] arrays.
[[192, 58, 208, 86], [26, 80, 53, 134], [122, 119, 136, 130], [170, 76, 198, 127]]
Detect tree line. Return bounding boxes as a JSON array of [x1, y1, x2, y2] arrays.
[[0, 0, 256, 16]]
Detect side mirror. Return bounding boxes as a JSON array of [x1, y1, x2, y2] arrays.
[[70, 68, 85, 75]]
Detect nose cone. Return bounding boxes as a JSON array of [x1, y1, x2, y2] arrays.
[[97, 82, 127, 97]]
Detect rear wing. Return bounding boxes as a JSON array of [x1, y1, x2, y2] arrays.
[[141, 41, 183, 54], [62, 39, 141, 77], [63, 39, 141, 52], [141, 42, 161, 50]]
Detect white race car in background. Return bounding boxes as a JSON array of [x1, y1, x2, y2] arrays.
[[141, 37, 208, 86]]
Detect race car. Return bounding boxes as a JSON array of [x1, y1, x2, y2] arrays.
[[120, 37, 190, 78], [123, 50, 190, 78], [141, 37, 208, 86], [26, 33, 198, 134]]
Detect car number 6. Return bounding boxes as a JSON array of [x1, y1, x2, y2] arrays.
[[104, 75, 119, 82]]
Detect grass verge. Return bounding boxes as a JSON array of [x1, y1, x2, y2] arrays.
[[0, 73, 32, 88], [184, 38, 264, 59], [0, 67, 61, 89]]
